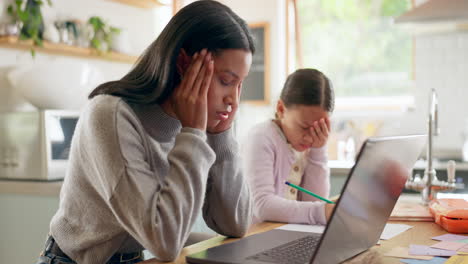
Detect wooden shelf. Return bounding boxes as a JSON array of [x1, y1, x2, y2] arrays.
[[108, 0, 168, 9], [0, 36, 138, 64]]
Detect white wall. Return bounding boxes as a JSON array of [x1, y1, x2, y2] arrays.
[[223, 0, 287, 143], [375, 0, 468, 158], [0, 194, 60, 264], [421, 32, 468, 153], [370, 0, 468, 158], [390, 31, 468, 157]]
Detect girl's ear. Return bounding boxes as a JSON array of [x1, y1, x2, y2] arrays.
[[276, 100, 285, 119], [176, 48, 191, 77]]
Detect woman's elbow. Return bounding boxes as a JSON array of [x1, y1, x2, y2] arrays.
[[231, 211, 253, 237], [151, 242, 183, 262], [154, 251, 179, 262], [227, 223, 250, 238]]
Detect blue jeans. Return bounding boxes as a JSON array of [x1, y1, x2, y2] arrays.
[[34, 254, 143, 264], [34, 236, 143, 264], [34, 254, 76, 264]]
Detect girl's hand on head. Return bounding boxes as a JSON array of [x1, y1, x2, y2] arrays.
[[206, 82, 242, 134], [172, 49, 214, 131], [309, 117, 331, 148]]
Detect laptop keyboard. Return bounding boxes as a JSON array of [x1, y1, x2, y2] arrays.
[[246, 234, 321, 264]]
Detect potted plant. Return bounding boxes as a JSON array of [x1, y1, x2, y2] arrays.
[[88, 16, 121, 53], [5, 0, 26, 36], [7, 0, 52, 56]]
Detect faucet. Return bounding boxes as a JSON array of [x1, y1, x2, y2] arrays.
[[405, 89, 464, 205]]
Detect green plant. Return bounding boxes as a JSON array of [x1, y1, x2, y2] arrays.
[[7, 0, 23, 23], [88, 16, 121, 53], [7, 0, 52, 57]]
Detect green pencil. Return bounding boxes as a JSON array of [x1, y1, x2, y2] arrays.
[[285, 181, 335, 204]]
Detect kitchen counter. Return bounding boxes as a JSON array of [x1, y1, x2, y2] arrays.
[[329, 159, 468, 176], [2, 158, 467, 196], [0, 180, 62, 196]]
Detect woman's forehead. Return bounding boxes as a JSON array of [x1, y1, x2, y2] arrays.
[[213, 49, 252, 78]]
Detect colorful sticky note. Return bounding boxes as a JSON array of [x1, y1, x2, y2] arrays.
[[431, 241, 467, 251], [410, 244, 457, 256], [400, 257, 449, 264], [432, 234, 468, 241], [445, 255, 468, 264], [458, 240, 468, 244], [380, 223, 413, 240], [385, 247, 433, 260], [460, 245, 468, 252]]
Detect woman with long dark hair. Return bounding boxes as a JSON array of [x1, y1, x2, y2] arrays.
[[35, 1, 255, 263]]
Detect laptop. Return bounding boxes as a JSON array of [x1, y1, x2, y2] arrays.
[[186, 134, 427, 264]]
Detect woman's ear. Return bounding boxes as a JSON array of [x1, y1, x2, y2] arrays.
[[276, 100, 285, 119], [176, 48, 191, 77]]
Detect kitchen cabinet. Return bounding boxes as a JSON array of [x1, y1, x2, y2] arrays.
[[0, 193, 59, 264]]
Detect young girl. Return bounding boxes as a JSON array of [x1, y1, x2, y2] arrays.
[[243, 68, 335, 225], [35, 1, 254, 263]]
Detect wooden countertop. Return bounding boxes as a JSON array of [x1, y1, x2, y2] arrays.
[[140, 220, 449, 264]]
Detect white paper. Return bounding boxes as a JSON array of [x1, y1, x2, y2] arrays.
[[436, 193, 468, 201], [380, 223, 413, 240], [275, 223, 412, 241], [275, 224, 325, 234]]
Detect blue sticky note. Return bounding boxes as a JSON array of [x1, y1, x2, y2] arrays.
[[400, 257, 448, 264]]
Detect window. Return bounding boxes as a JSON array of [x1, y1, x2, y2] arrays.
[[296, 0, 413, 110]]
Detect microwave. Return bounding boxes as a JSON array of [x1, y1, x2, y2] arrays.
[[0, 110, 80, 181]]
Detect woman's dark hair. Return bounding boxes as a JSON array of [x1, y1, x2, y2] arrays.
[[89, 0, 255, 104], [280, 68, 334, 112]]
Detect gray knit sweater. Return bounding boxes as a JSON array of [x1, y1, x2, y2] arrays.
[[49, 95, 252, 263]]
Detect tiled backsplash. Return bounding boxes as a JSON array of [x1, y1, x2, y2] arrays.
[[412, 31, 468, 153]]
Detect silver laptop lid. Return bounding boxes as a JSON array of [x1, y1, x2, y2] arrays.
[[311, 134, 426, 264]]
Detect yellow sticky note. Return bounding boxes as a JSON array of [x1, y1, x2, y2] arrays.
[[446, 255, 468, 264]]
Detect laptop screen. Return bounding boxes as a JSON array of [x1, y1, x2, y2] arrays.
[[311, 135, 426, 264]]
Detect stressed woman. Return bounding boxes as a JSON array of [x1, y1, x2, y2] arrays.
[[34, 1, 254, 263]]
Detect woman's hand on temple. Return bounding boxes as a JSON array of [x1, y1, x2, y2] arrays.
[[172, 49, 214, 131]]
